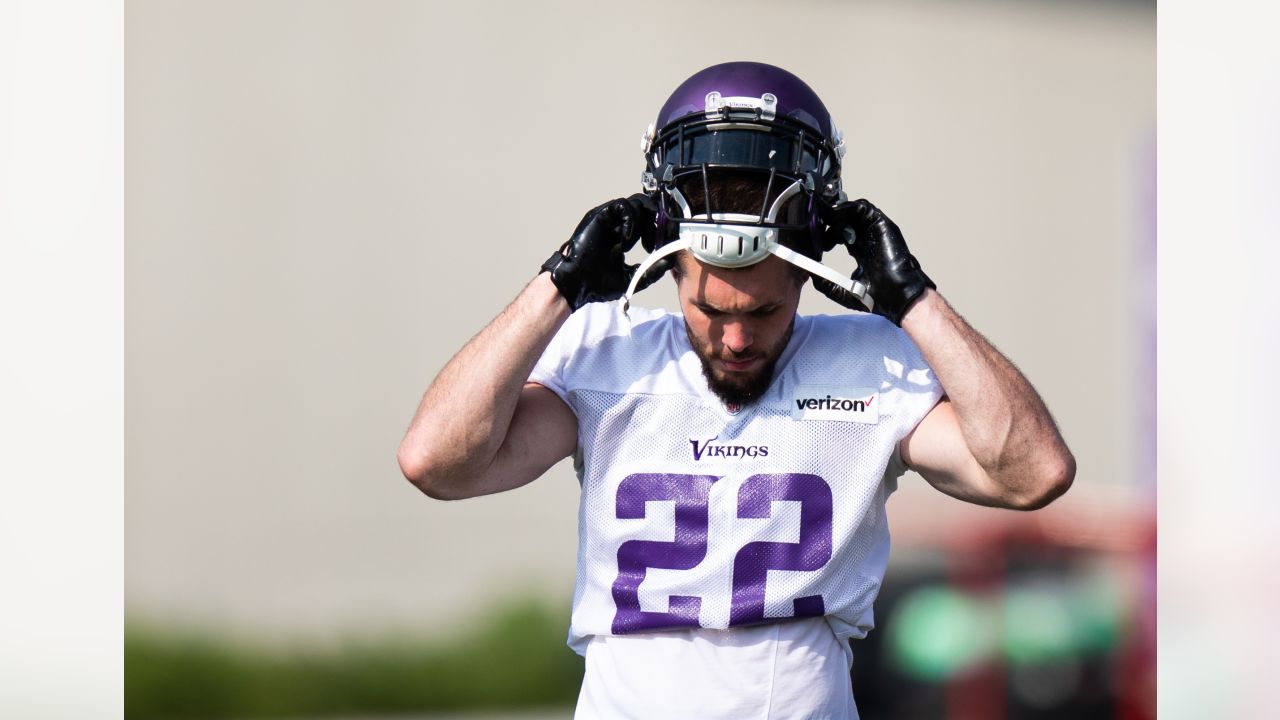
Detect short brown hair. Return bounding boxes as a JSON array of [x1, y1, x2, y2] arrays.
[[676, 169, 806, 223]]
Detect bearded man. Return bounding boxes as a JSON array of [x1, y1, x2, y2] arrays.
[[398, 62, 1074, 719]]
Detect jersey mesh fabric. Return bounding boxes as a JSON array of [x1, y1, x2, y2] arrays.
[[529, 301, 943, 657], [575, 618, 858, 720]]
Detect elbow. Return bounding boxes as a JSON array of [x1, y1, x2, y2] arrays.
[[1010, 450, 1076, 511], [397, 442, 468, 501], [396, 439, 428, 488]]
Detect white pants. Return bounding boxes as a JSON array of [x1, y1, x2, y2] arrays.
[[575, 617, 857, 720]]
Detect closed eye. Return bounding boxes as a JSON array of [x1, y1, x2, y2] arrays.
[[694, 303, 726, 318], [694, 302, 780, 319]]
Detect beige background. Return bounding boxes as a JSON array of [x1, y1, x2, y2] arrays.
[[125, 0, 1153, 640]]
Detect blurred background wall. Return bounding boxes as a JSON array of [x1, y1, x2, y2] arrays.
[[125, 0, 1153, 716]]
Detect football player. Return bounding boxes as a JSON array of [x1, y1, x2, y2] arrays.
[[398, 61, 1075, 719]]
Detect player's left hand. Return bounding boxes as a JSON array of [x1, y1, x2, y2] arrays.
[[813, 199, 935, 325]]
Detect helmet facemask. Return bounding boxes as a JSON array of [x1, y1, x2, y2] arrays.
[[663, 166, 812, 262]]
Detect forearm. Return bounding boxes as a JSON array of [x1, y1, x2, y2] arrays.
[[397, 273, 571, 494], [900, 290, 1074, 504]]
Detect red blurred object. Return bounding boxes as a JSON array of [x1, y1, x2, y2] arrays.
[[891, 485, 1156, 720]]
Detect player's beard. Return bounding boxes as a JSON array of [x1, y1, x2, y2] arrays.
[[685, 317, 795, 408]]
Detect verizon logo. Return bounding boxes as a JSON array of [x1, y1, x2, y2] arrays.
[[795, 395, 873, 413], [792, 385, 879, 424]]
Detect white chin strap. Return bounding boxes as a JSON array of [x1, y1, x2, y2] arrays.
[[622, 217, 871, 313]]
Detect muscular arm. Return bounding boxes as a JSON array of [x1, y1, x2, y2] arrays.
[[397, 194, 661, 499], [898, 290, 1075, 510], [397, 273, 578, 500]]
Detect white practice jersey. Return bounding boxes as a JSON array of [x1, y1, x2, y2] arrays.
[[530, 301, 943, 657]]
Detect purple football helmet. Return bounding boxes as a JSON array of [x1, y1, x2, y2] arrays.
[[624, 62, 868, 308]]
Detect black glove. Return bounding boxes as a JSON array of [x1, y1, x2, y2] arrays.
[[541, 194, 671, 311], [812, 199, 935, 325]]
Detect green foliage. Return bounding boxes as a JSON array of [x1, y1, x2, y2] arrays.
[[125, 598, 582, 719]]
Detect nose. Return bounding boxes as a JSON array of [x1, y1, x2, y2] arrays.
[[722, 320, 753, 355]]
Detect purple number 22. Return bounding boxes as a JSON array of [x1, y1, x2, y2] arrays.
[[611, 472, 833, 634]]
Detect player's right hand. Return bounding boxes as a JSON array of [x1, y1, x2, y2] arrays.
[[541, 194, 670, 311]]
